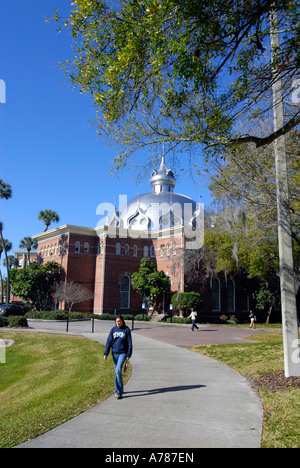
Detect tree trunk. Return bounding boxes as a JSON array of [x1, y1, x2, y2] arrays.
[[270, 10, 300, 377]]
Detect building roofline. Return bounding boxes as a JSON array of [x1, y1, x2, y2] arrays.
[[32, 224, 98, 241], [32, 223, 186, 243]]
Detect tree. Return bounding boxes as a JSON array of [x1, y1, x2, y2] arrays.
[[58, 0, 300, 375], [0, 179, 12, 200], [10, 261, 63, 310], [0, 179, 12, 303], [207, 130, 300, 237], [54, 280, 94, 311], [38, 210, 60, 232], [0, 238, 12, 302], [19, 237, 38, 265], [131, 258, 169, 309], [171, 292, 202, 317], [3, 255, 19, 270], [58, 0, 300, 162]]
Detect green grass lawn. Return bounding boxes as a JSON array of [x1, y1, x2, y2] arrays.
[[0, 332, 131, 448], [192, 332, 300, 448]]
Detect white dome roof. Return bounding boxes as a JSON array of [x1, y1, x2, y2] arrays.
[[112, 157, 199, 232]]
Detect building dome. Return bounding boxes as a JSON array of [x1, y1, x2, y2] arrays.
[[116, 157, 199, 232]]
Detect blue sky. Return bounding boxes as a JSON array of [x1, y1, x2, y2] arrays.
[[0, 0, 213, 275]]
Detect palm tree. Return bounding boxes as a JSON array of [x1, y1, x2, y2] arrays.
[[0, 225, 12, 302], [0, 179, 12, 200], [0, 180, 12, 302], [4, 255, 19, 270], [38, 210, 60, 232], [0, 235, 12, 302], [19, 237, 38, 266]]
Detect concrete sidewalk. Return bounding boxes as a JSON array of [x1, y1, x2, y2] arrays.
[[17, 331, 263, 448]]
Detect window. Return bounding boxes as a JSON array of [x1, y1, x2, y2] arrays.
[[120, 275, 130, 309], [173, 243, 177, 255], [125, 243, 130, 256], [227, 279, 235, 312], [150, 246, 155, 258], [160, 245, 164, 257], [116, 242, 121, 255], [75, 241, 80, 254], [166, 244, 170, 256], [143, 246, 149, 258], [84, 242, 89, 254], [133, 245, 138, 257], [212, 278, 221, 311]]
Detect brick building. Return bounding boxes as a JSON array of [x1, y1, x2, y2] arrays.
[[31, 157, 253, 320]]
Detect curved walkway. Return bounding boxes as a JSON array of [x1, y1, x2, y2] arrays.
[[17, 323, 263, 448]]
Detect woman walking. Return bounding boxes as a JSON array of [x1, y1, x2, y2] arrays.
[[188, 308, 199, 331], [249, 310, 257, 329], [104, 315, 133, 399]]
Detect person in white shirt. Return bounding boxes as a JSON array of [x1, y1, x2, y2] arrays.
[[188, 308, 199, 331]]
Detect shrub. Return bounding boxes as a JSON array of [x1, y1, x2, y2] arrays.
[[219, 315, 229, 323], [171, 292, 202, 316], [94, 313, 116, 320], [0, 316, 8, 327], [162, 316, 191, 324], [26, 310, 88, 320], [26, 310, 66, 320], [8, 316, 28, 328], [134, 314, 150, 321]]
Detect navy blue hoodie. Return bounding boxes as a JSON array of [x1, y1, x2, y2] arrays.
[[104, 324, 133, 358]]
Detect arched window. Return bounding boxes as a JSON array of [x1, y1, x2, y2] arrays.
[[227, 279, 235, 312], [150, 245, 155, 258], [120, 275, 130, 309], [84, 242, 89, 254], [116, 242, 121, 255], [160, 245, 164, 257], [133, 244, 138, 257], [212, 278, 221, 311], [143, 246, 149, 258], [125, 243, 130, 256], [75, 241, 80, 254], [173, 243, 177, 255]]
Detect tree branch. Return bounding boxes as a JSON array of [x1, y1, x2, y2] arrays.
[[230, 113, 300, 148]]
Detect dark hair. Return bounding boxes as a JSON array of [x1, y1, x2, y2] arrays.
[[116, 314, 125, 326]]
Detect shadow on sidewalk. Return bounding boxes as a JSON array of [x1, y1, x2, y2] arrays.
[[123, 384, 206, 398]]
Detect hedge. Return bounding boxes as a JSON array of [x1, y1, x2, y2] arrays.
[[0, 316, 8, 327], [25, 310, 86, 320], [0, 316, 28, 328]]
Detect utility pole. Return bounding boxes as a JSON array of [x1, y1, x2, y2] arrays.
[[270, 10, 300, 377]]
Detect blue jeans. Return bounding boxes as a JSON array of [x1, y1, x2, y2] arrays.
[[112, 353, 127, 396]]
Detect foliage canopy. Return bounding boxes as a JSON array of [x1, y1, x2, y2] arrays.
[[58, 0, 300, 169], [131, 258, 169, 308], [10, 261, 63, 310]]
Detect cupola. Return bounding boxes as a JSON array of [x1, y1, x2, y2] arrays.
[[149, 156, 176, 193]]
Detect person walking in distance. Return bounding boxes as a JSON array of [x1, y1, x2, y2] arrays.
[[188, 308, 199, 331], [104, 315, 133, 399], [249, 310, 257, 329]]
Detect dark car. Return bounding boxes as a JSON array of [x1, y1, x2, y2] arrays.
[[0, 303, 26, 317]]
